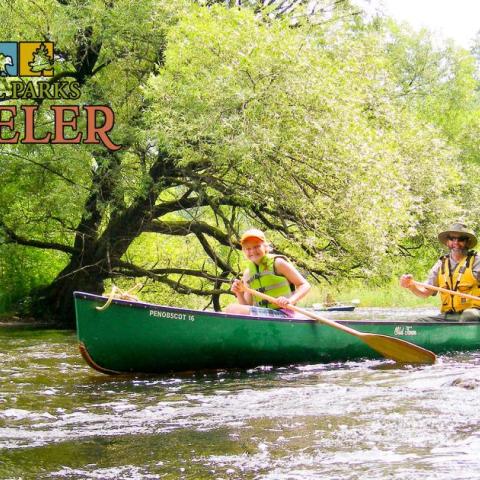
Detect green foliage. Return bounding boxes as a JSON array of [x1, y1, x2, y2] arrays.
[[0, 245, 67, 313], [143, 4, 460, 280], [118, 231, 232, 309]]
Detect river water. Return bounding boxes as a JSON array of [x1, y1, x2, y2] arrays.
[[1, 308, 480, 480]]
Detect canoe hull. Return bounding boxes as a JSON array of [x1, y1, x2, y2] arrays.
[[74, 292, 480, 374]]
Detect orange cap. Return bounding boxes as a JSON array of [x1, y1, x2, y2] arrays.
[[240, 228, 267, 245]]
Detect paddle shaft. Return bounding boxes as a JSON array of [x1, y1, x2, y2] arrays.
[[413, 281, 480, 302], [241, 285, 436, 364]]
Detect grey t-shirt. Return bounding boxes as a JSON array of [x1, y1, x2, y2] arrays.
[[426, 253, 480, 288]]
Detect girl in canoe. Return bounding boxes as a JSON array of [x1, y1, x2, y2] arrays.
[[226, 229, 311, 317]]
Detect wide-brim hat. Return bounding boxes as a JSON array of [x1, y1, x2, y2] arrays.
[[438, 222, 477, 249], [240, 228, 267, 245]]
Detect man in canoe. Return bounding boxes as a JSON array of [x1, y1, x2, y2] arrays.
[[400, 222, 480, 321], [226, 228, 311, 317]]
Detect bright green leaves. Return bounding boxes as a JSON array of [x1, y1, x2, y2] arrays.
[[143, 4, 458, 278]]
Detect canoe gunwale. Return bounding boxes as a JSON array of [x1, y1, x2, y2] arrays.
[[73, 291, 478, 327], [312, 306, 356, 312], [74, 291, 312, 325]]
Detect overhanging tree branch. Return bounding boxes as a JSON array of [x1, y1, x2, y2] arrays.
[[113, 259, 231, 296], [195, 231, 235, 273], [145, 219, 234, 248], [0, 220, 77, 254], [114, 259, 232, 283], [3, 152, 87, 189]]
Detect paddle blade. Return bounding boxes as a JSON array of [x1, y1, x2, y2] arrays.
[[362, 334, 436, 364]]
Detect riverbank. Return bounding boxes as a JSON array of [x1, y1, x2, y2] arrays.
[[307, 280, 438, 309], [0, 312, 61, 329]]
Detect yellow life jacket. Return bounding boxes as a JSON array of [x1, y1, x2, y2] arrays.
[[437, 252, 480, 312], [246, 255, 293, 309]]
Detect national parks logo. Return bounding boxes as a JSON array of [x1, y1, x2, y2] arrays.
[[0, 41, 54, 77], [0, 41, 121, 151]]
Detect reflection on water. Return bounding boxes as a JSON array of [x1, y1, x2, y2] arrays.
[[1, 309, 480, 479]]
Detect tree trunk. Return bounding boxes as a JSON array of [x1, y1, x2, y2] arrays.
[[30, 254, 106, 328]]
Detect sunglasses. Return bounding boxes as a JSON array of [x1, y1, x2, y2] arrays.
[[447, 236, 468, 242]]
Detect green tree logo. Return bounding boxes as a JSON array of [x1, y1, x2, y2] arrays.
[[28, 42, 54, 75]]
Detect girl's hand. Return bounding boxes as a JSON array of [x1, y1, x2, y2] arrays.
[[275, 296, 292, 308], [231, 279, 246, 295]]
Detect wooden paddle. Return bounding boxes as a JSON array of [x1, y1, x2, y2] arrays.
[[413, 281, 480, 302], [242, 285, 436, 365]]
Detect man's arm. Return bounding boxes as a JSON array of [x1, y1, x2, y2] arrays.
[[400, 274, 434, 298], [471, 254, 480, 283], [399, 259, 441, 299]]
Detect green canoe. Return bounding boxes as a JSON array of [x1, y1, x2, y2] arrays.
[[74, 292, 480, 374]]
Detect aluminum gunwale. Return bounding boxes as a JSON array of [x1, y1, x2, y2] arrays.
[[73, 291, 466, 326]]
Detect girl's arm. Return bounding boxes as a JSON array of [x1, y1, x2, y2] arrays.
[[274, 258, 311, 305]]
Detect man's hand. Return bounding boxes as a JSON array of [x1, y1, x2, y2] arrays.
[[400, 274, 414, 289]]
